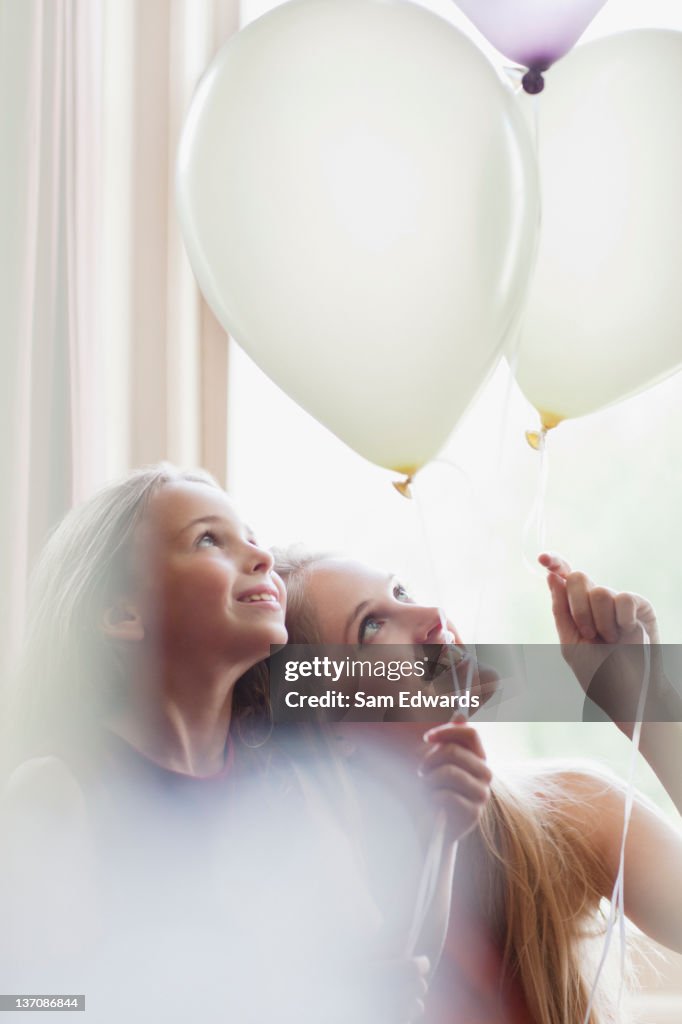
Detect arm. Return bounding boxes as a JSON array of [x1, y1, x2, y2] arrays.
[[638, 723, 682, 815], [540, 553, 682, 813], [560, 770, 682, 954]]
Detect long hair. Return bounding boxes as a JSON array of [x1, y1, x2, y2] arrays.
[[274, 549, 626, 1024], [2, 464, 267, 775], [474, 767, 621, 1024]]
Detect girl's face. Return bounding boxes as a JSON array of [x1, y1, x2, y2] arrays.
[[303, 559, 462, 647], [124, 480, 287, 669], [300, 559, 499, 712]]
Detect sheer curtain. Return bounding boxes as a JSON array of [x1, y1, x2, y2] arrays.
[[103, 0, 238, 479], [0, 0, 102, 668], [0, 0, 240, 670]]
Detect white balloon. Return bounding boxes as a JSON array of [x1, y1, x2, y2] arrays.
[[514, 30, 682, 427], [178, 0, 539, 473]]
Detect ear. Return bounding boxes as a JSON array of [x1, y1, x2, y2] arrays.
[[100, 601, 145, 643]]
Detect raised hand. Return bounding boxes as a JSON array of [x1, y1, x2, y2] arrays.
[[539, 552, 659, 646], [538, 552, 675, 735]]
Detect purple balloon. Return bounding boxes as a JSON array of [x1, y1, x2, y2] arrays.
[[453, 0, 608, 72]]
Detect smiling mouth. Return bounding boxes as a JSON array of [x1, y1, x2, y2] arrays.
[[238, 592, 280, 605]]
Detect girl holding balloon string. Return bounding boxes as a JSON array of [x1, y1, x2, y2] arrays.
[[273, 547, 682, 1024], [0, 462, 493, 1023]]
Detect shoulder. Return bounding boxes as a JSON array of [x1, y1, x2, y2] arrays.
[[510, 757, 620, 799], [529, 761, 637, 872], [530, 760, 626, 815], [498, 759, 628, 849], [493, 758, 625, 840]]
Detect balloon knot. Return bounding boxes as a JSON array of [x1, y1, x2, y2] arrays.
[[525, 428, 546, 451], [522, 68, 545, 94], [392, 475, 413, 499]]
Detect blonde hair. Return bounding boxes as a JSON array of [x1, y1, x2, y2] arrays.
[[4, 464, 265, 771], [475, 769, 619, 1024], [274, 548, 624, 1024]]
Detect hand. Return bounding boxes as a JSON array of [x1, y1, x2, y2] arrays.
[[539, 552, 675, 735], [418, 719, 491, 843], [539, 552, 659, 647]]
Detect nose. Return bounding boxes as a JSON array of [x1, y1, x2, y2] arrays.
[[400, 603, 449, 644], [244, 541, 274, 575]]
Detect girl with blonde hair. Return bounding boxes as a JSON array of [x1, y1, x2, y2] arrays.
[[0, 464, 294, 1009], [3, 463, 283, 776], [273, 548, 682, 1024]]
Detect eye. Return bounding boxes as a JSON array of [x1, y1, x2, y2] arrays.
[[196, 530, 220, 548], [393, 583, 412, 603], [358, 614, 384, 645]]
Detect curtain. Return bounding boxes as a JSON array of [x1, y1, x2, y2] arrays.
[[0, 0, 240, 672], [0, 0, 103, 670], [111, 0, 238, 477]]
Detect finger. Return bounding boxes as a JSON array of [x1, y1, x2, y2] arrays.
[[538, 552, 573, 578], [613, 592, 640, 634], [423, 765, 491, 804], [419, 743, 493, 784], [588, 586, 619, 643], [565, 571, 597, 640], [546, 572, 576, 643], [630, 594, 659, 643], [422, 722, 486, 759], [420, 743, 493, 783]]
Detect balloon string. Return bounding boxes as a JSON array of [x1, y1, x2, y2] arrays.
[[530, 90, 541, 155], [411, 96, 547, 975], [473, 330, 526, 639], [530, 90, 544, 264], [522, 426, 550, 575], [516, 87, 559, 592], [469, 83, 545, 627], [581, 626, 651, 1024], [418, 457, 482, 651], [412, 483, 473, 702], [426, 343, 520, 644], [403, 810, 450, 958], [403, 487, 470, 970]]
